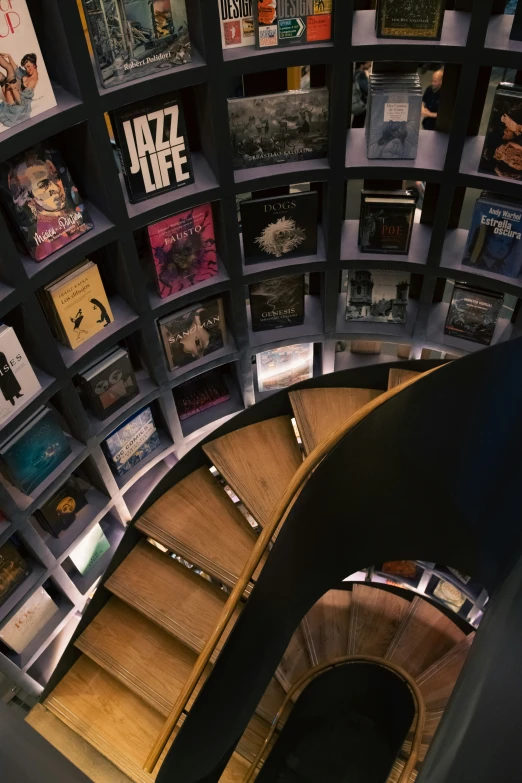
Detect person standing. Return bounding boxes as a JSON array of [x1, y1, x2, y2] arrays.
[[352, 61, 371, 129], [422, 68, 444, 130]]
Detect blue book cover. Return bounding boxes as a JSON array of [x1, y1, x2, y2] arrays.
[[0, 408, 71, 495], [367, 90, 421, 160], [102, 406, 160, 478], [462, 195, 522, 279]]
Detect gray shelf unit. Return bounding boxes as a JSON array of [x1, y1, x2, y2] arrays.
[[0, 0, 519, 696]]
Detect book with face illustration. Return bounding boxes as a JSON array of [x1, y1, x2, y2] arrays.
[[479, 82, 522, 182], [158, 297, 227, 371], [241, 191, 318, 264]]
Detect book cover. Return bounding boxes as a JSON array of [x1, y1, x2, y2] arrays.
[[0, 0, 57, 134], [376, 0, 444, 39], [241, 191, 318, 264], [255, 0, 332, 49], [36, 477, 87, 537], [381, 561, 420, 580], [0, 541, 31, 607], [159, 297, 226, 371], [249, 274, 305, 331], [444, 283, 503, 346], [81, 0, 191, 88], [0, 586, 58, 654], [433, 579, 467, 612], [345, 269, 410, 324], [69, 522, 110, 575], [219, 0, 254, 47], [228, 88, 329, 170], [0, 325, 41, 425], [111, 92, 194, 203], [148, 204, 218, 298], [462, 194, 522, 279], [80, 348, 139, 420], [0, 144, 94, 261], [479, 84, 522, 181], [257, 342, 313, 392], [367, 77, 422, 160], [173, 367, 231, 420], [102, 406, 160, 477], [359, 192, 416, 254]]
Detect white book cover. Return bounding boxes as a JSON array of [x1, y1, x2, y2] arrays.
[[0, 0, 57, 134], [0, 325, 41, 424], [69, 523, 110, 576], [218, 0, 254, 48], [0, 586, 58, 654]]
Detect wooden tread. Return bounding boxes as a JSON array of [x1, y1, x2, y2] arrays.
[[302, 589, 351, 665], [276, 623, 312, 693], [388, 368, 421, 390], [416, 633, 475, 711], [203, 416, 302, 527], [387, 758, 417, 782], [348, 584, 410, 658], [221, 752, 252, 782]]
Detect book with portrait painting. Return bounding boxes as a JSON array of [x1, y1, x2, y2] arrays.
[[479, 83, 522, 182], [158, 297, 226, 371], [0, 143, 93, 261]]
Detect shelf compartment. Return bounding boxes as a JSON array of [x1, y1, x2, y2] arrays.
[[346, 129, 448, 179], [351, 10, 471, 53], [234, 158, 330, 192], [425, 301, 516, 355], [336, 294, 418, 340], [84, 371, 159, 442], [439, 229, 522, 296], [177, 372, 244, 441], [247, 295, 324, 350], [341, 221, 431, 267], [111, 430, 176, 492]]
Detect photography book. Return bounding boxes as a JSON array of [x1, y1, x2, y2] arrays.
[[111, 92, 194, 203], [158, 297, 226, 371], [0, 325, 41, 425], [462, 192, 522, 279], [249, 273, 305, 331], [0, 143, 93, 261], [35, 476, 88, 538], [241, 191, 318, 264], [345, 269, 410, 324], [68, 523, 110, 576], [173, 367, 231, 420], [0, 586, 58, 654], [219, 0, 254, 48], [102, 406, 160, 477], [148, 204, 218, 298], [39, 261, 114, 350], [359, 189, 417, 254], [255, 0, 332, 49], [375, 0, 445, 40], [257, 343, 314, 392], [81, 0, 191, 88], [479, 83, 522, 182], [79, 347, 139, 420], [0, 540, 31, 607], [0, 0, 56, 134], [366, 73, 422, 160], [228, 88, 329, 170], [444, 283, 503, 346]]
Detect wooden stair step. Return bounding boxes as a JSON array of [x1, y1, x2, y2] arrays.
[[203, 416, 302, 527], [236, 713, 272, 764], [348, 584, 410, 658], [221, 752, 253, 782], [256, 677, 287, 724], [416, 633, 475, 711], [386, 758, 417, 782], [385, 597, 467, 678], [401, 739, 430, 763], [136, 467, 256, 588], [276, 623, 312, 694], [388, 368, 421, 390], [302, 589, 351, 665]]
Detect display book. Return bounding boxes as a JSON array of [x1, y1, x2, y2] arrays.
[[375, 0, 445, 40], [462, 192, 522, 280], [254, 0, 332, 49], [158, 297, 227, 371], [0, 540, 31, 608], [366, 72, 422, 160], [219, 0, 254, 48], [78, 347, 139, 421], [0, 586, 59, 655], [173, 366, 231, 420], [256, 343, 314, 392], [228, 88, 329, 170], [358, 189, 417, 255], [68, 522, 110, 576], [444, 283, 504, 346], [102, 406, 160, 478], [0, 324, 41, 425], [111, 92, 194, 203], [0, 143, 93, 261], [81, 0, 191, 88], [35, 476, 88, 538], [249, 273, 305, 331], [479, 82, 522, 183], [344, 269, 410, 324], [377, 561, 476, 616]]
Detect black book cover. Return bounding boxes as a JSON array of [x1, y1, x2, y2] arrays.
[[479, 83, 522, 182], [159, 298, 226, 370], [173, 367, 231, 420], [444, 283, 504, 346], [359, 192, 416, 254], [81, 350, 139, 421], [376, 0, 445, 40], [249, 274, 305, 331], [36, 477, 88, 538], [241, 191, 318, 264], [0, 540, 31, 607], [111, 93, 194, 203]]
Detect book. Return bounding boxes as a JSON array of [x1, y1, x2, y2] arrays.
[[249, 274, 305, 331], [255, 0, 332, 49], [69, 523, 110, 575], [358, 190, 417, 254], [511, 0, 522, 42], [0, 143, 94, 261], [375, 0, 445, 39], [0, 324, 41, 425], [81, 0, 191, 88], [433, 579, 467, 612], [159, 297, 226, 371], [0, 0, 57, 134], [219, 0, 254, 47], [102, 406, 160, 477], [35, 476, 88, 538], [381, 561, 420, 580], [228, 88, 329, 170], [462, 192, 522, 279], [257, 343, 314, 392], [446, 566, 471, 585], [173, 367, 231, 420], [0, 586, 58, 654], [241, 191, 318, 264], [39, 261, 114, 350], [479, 83, 522, 182], [444, 283, 503, 346], [345, 269, 410, 324], [148, 204, 218, 298], [0, 540, 31, 607], [366, 73, 422, 160], [79, 347, 139, 420], [111, 92, 194, 203], [0, 407, 71, 495]]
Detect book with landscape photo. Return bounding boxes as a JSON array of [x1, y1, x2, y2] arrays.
[[68, 522, 110, 576], [102, 406, 160, 477], [249, 274, 305, 331], [257, 342, 314, 392], [345, 269, 410, 325]]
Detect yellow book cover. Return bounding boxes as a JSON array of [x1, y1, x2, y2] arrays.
[[49, 263, 114, 349]]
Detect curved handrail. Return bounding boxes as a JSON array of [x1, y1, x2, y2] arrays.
[[143, 368, 439, 773], [243, 656, 426, 783]]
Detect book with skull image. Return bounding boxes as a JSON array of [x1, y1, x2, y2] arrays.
[[79, 347, 139, 420]]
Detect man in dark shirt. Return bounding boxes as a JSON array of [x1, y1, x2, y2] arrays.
[[422, 68, 443, 130]]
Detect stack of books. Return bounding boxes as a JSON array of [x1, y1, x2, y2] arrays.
[[366, 73, 422, 160], [358, 189, 417, 255]]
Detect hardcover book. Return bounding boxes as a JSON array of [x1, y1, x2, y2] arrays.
[[345, 269, 410, 324], [111, 93, 194, 203], [433, 579, 467, 612], [173, 367, 231, 420], [381, 561, 420, 580], [0, 144, 94, 261], [255, 0, 332, 49], [249, 274, 305, 331], [102, 406, 160, 477], [148, 204, 218, 297], [366, 74, 422, 160], [159, 297, 226, 371], [444, 283, 503, 346], [0, 541, 31, 607], [80, 347, 139, 420], [219, 0, 254, 48], [359, 190, 417, 254], [36, 477, 88, 538], [228, 88, 329, 170], [0, 586, 58, 654], [462, 193, 522, 279], [69, 522, 110, 575], [375, 0, 445, 40], [257, 342, 314, 392], [0, 324, 41, 425], [81, 0, 191, 88], [0, 0, 57, 134], [479, 83, 522, 182], [241, 191, 318, 264]]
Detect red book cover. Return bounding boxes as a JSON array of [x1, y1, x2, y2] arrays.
[[147, 204, 218, 299]]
